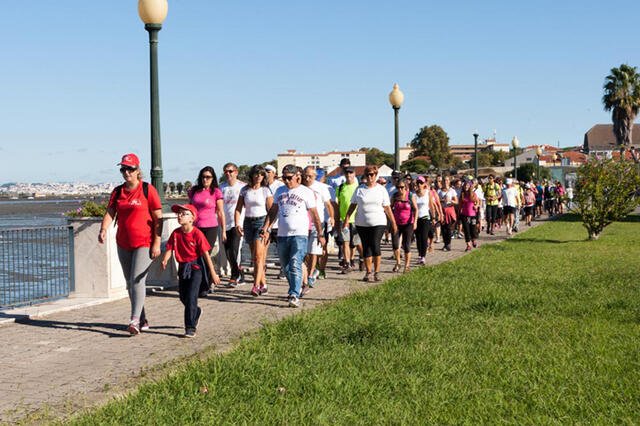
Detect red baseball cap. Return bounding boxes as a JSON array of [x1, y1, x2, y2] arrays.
[[171, 204, 198, 221], [117, 153, 140, 167]]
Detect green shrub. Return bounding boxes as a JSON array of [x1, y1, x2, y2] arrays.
[[574, 158, 640, 239], [66, 200, 108, 218]]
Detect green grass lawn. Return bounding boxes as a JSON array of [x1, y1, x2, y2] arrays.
[[70, 216, 640, 425]]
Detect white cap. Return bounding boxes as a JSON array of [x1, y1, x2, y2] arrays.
[[265, 165, 276, 173], [506, 178, 513, 185]]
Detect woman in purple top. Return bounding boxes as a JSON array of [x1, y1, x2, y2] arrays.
[[459, 179, 480, 251], [391, 182, 417, 273], [188, 166, 226, 296]]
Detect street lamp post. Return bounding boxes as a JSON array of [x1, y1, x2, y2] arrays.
[[473, 131, 479, 178], [388, 84, 404, 171], [138, 0, 168, 203], [536, 146, 543, 181], [511, 136, 520, 181]]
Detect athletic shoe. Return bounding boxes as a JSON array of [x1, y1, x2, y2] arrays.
[[195, 307, 203, 329], [392, 264, 400, 272], [362, 273, 372, 282], [288, 296, 301, 308], [317, 270, 326, 280], [198, 290, 208, 298], [259, 285, 268, 295], [251, 286, 260, 297], [184, 328, 196, 338], [277, 271, 287, 280], [140, 320, 150, 332], [236, 272, 247, 286], [418, 257, 426, 265], [373, 272, 381, 282], [226, 278, 238, 288], [443, 245, 451, 252], [340, 266, 352, 275], [128, 320, 140, 336], [307, 276, 316, 288]]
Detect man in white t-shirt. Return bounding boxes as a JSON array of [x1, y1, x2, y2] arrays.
[[219, 162, 246, 286], [262, 164, 324, 308], [303, 166, 334, 286], [502, 178, 519, 236]]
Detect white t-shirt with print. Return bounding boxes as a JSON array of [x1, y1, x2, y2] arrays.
[[240, 186, 272, 218], [351, 184, 390, 227], [274, 185, 317, 237], [221, 180, 245, 231], [309, 181, 332, 224], [268, 180, 285, 229]]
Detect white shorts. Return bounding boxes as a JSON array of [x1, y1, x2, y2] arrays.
[[307, 230, 323, 255]]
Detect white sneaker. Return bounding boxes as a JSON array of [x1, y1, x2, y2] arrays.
[[288, 296, 301, 308]]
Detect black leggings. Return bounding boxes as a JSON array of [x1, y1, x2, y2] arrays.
[[392, 223, 414, 253], [460, 215, 478, 242], [356, 225, 386, 258], [415, 217, 432, 257], [224, 227, 242, 280], [197, 226, 218, 293], [442, 220, 455, 246]]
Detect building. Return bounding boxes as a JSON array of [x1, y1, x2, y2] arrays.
[[583, 124, 640, 157], [276, 149, 366, 173], [326, 164, 394, 179]]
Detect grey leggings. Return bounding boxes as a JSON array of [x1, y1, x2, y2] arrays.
[[117, 247, 151, 322]]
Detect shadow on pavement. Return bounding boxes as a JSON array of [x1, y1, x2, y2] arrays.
[[15, 318, 182, 338]]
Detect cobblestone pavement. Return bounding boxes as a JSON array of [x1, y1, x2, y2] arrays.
[[0, 219, 544, 423]]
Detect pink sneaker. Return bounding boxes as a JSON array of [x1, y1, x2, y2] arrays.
[[251, 286, 260, 297], [259, 285, 268, 295]]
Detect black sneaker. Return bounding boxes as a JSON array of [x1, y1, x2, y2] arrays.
[[184, 328, 196, 338]]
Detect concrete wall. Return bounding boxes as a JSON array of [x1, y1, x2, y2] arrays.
[[68, 213, 181, 300]]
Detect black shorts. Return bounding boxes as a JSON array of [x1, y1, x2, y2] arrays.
[[504, 206, 517, 215]]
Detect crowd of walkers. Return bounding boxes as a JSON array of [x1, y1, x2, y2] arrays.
[[100, 153, 568, 338]]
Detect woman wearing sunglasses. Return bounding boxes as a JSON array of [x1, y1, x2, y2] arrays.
[[98, 153, 163, 335], [390, 180, 417, 273], [343, 165, 397, 282], [188, 166, 225, 297]]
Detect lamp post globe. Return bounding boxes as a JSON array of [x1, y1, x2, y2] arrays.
[[389, 84, 404, 171], [511, 136, 519, 181], [139, 0, 168, 204]]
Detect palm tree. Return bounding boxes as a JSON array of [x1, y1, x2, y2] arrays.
[[602, 64, 640, 146]]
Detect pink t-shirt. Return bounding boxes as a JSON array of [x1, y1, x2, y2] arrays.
[[189, 187, 223, 228]]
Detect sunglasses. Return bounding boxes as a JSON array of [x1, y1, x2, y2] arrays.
[[224, 169, 236, 174], [282, 175, 295, 181], [366, 173, 376, 177], [202, 175, 213, 179], [120, 166, 137, 173], [397, 186, 406, 189]]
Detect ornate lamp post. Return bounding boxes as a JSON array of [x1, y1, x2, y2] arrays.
[[511, 136, 520, 181], [473, 131, 479, 178], [388, 84, 404, 171], [138, 0, 168, 203], [536, 146, 543, 181]]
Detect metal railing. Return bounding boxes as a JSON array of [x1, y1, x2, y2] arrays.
[[0, 226, 74, 308]]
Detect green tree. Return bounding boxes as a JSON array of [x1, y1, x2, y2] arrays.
[[505, 163, 551, 182], [184, 180, 193, 193], [602, 64, 640, 147], [477, 152, 493, 167], [168, 181, 175, 194], [574, 158, 640, 239], [176, 182, 184, 195], [359, 147, 394, 167], [409, 125, 453, 168], [400, 158, 429, 174]]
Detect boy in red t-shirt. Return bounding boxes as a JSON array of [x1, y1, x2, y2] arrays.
[[162, 204, 220, 338]]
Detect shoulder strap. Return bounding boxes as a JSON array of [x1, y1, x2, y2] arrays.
[[142, 181, 149, 199]]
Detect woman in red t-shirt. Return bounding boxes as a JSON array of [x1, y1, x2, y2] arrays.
[[98, 153, 163, 335]]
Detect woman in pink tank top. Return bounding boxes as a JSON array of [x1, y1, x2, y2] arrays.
[[391, 183, 417, 273], [459, 179, 480, 251]]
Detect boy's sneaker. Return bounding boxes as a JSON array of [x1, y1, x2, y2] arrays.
[[184, 328, 196, 338], [140, 320, 150, 332], [288, 295, 301, 308], [195, 307, 203, 329], [277, 271, 287, 280], [128, 320, 140, 336]]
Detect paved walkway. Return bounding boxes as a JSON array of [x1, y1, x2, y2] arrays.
[[0, 219, 544, 423]]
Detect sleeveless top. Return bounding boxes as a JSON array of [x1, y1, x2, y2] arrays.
[[392, 193, 413, 226], [460, 193, 477, 217], [415, 191, 431, 219]]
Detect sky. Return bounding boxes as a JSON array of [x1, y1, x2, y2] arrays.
[[1, 0, 639, 184]]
